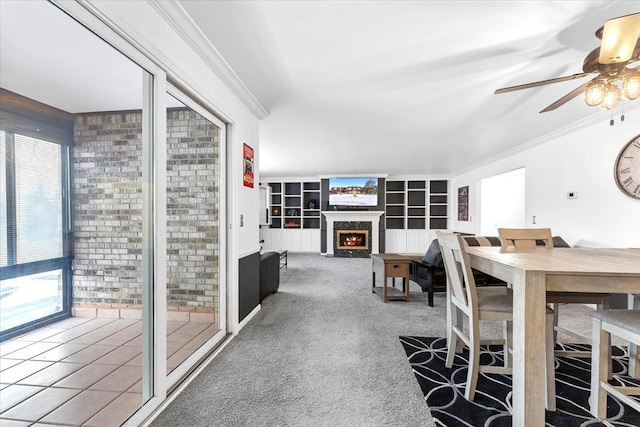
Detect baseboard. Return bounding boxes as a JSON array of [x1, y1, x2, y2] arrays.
[[237, 304, 261, 333]]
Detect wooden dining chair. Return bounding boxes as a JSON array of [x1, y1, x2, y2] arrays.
[[498, 227, 555, 249], [590, 309, 640, 418], [437, 231, 556, 410], [498, 228, 611, 359]]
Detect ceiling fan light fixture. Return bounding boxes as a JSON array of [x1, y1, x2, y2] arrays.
[[585, 81, 606, 106], [598, 83, 620, 110], [495, 13, 640, 115], [622, 74, 640, 100]]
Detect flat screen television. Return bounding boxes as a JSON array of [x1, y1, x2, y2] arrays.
[[328, 177, 378, 207]]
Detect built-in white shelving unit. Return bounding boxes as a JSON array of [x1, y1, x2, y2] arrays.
[[260, 180, 322, 253]]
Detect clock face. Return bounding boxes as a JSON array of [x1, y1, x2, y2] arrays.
[[614, 134, 640, 199]]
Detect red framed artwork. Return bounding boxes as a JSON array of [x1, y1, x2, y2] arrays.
[[243, 143, 254, 188]]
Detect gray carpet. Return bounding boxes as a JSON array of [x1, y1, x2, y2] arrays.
[[151, 253, 601, 427]]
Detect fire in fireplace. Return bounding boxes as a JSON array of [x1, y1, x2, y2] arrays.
[[336, 230, 369, 250]]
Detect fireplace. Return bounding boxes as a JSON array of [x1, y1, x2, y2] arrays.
[[336, 230, 369, 250], [322, 211, 383, 256], [331, 220, 373, 257]]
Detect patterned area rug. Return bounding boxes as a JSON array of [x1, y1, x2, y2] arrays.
[[400, 336, 640, 427]]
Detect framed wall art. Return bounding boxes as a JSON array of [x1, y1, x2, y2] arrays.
[[458, 185, 469, 221], [243, 143, 254, 188]]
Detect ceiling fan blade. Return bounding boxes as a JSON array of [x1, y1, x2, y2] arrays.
[[599, 13, 640, 64], [539, 79, 595, 113], [494, 73, 590, 94]]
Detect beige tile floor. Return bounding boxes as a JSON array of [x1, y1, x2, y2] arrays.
[[0, 317, 218, 426]]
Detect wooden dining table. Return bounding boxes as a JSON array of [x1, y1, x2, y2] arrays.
[[465, 246, 640, 427]]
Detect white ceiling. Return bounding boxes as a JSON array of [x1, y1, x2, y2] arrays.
[[177, 0, 640, 177], [1, 1, 638, 178], [0, 1, 145, 114]]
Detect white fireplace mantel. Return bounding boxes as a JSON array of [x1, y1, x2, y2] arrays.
[[322, 211, 384, 256]]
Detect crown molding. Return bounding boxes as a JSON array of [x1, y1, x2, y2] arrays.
[[455, 101, 640, 176], [148, 0, 269, 120]]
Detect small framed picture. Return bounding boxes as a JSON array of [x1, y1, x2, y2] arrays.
[[243, 143, 254, 188], [458, 186, 469, 221]]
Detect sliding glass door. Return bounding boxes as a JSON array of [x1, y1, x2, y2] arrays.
[[164, 88, 227, 387], [1, 0, 229, 423], [1, 1, 159, 423]]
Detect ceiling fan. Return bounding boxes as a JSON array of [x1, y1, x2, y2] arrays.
[[495, 12, 640, 113]]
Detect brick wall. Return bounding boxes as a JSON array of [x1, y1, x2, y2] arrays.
[[73, 112, 144, 309], [72, 108, 220, 315], [166, 108, 220, 312]]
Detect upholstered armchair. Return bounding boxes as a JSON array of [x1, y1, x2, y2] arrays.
[[409, 239, 446, 307], [410, 236, 507, 307]]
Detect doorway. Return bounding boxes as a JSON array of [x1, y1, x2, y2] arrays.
[[479, 168, 525, 236]]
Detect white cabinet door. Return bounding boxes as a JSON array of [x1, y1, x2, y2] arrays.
[[282, 229, 302, 252], [301, 229, 321, 252], [264, 229, 320, 252], [406, 230, 431, 253], [385, 230, 407, 253], [263, 228, 285, 251]]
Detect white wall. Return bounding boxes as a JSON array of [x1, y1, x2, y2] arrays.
[[479, 168, 525, 236], [451, 109, 640, 248]]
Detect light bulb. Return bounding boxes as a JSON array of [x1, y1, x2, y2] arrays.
[[598, 83, 620, 110], [585, 81, 606, 106], [622, 75, 640, 100]]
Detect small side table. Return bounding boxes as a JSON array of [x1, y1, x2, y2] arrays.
[[370, 253, 412, 302]]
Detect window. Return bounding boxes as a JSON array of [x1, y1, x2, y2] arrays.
[[0, 128, 71, 336]]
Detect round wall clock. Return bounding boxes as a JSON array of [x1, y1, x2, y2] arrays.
[[614, 134, 640, 199]]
